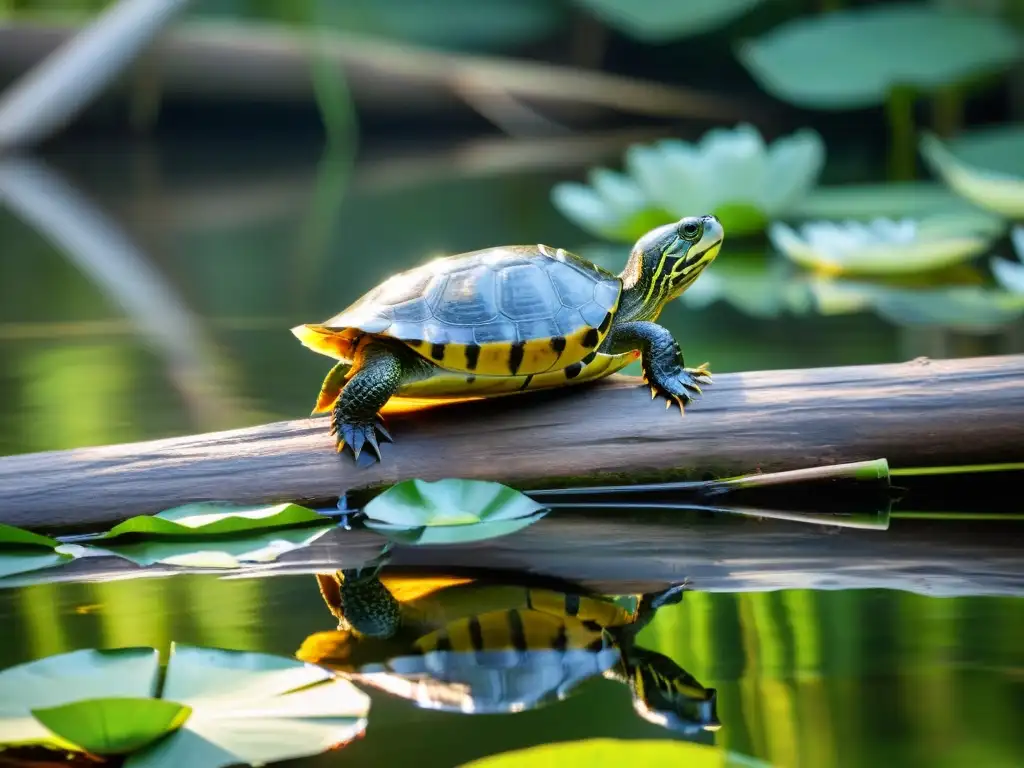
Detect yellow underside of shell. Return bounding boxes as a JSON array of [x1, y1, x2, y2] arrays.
[[398, 349, 638, 398], [308, 348, 639, 415]]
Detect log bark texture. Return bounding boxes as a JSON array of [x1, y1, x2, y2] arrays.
[[1, 354, 1023, 532]]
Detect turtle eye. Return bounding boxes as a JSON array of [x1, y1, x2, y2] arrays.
[[680, 220, 701, 239]]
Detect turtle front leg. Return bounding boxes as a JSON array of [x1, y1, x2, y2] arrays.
[[332, 342, 427, 461], [604, 321, 711, 414]]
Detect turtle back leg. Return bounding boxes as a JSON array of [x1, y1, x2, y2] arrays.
[[331, 340, 433, 461], [602, 321, 711, 413]]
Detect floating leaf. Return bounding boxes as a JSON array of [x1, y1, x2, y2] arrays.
[[806, 278, 1024, 332], [31, 698, 191, 755], [0, 647, 160, 751], [569, 0, 768, 41], [737, 4, 1021, 109], [77, 524, 336, 569], [363, 479, 547, 528], [460, 738, 772, 767], [991, 226, 1024, 294], [0, 644, 371, 767], [365, 512, 548, 545], [125, 643, 370, 768], [769, 214, 1003, 276], [0, 522, 78, 580], [75, 502, 330, 541], [361, 479, 549, 546], [920, 126, 1024, 218], [790, 181, 985, 221]]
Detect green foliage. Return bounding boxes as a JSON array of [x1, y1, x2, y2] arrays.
[[737, 3, 1021, 109], [920, 125, 1024, 218], [362, 478, 549, 545], [569, 0, 769, 41], [0, 522, 79, 580], [460, 738, 771, 767], [0, 642, 370, 766], [96, 501, 329, 539], [31, 697, 192, 755], [0, 647, 161, 751]]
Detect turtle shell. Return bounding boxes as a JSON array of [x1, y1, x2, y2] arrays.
[[297, 244, 622, 377]]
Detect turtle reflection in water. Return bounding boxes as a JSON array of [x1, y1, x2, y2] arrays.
[[296, 567, 719, 735]]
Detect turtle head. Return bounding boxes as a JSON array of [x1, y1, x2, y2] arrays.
[[623, 214, 724, 317]]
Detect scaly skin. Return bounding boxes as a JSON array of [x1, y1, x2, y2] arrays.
[[331, 342, 433, 460], [601, 321, 711, 414]]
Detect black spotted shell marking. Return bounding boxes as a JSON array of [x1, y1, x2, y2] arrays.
[[316, 245, 622, 377]]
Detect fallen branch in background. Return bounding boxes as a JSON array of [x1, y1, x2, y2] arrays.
[[0, 354, 1021, 531]]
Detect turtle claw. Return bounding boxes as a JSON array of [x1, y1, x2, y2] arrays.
[[646, 363, 711, 415], [333, 417, 392, 462]]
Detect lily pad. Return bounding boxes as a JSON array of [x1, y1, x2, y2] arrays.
[[0, 647, 161, 751], [737, 4, 1021, 109], [769, 214, 1003, 276], [126, 643, 370, 768], [569, 0, 768, 41], [0, 643, 371, 767], [31, 697, 191, 755], [361, 478, 549, 546], [363, 479, 547, 528], [93, 502, 331, 540], [0, 522, 79, 580], [460, 738, 772, 767], [76, 524, 336, 569], [790, 181, 986, 221], [805, 278, 1024, 332], [991, 226, 1024, 294], [366, 512, 548, 546], [920, 126, 1024, 218]]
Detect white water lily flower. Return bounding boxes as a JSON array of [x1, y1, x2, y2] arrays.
[[551, 123, 825, 241], [920, 129, 1024, 218], [769, 213, 1004, 276], [990, 226, 1024, 294], [626, 123, 825, 235]]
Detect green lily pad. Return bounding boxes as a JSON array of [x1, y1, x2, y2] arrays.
[[363, 479, 547, 528], [569, 0, 768, 41], [0, 522, 79, 580], [0, 643, 371, 766], [790, 182, 986, 221], [737, 4, 1021, 109], [0, 647, 161, 751], [76, 523, 336, 569], [125, 643, 370, 768], [31, 697, 191, 755], [991, 227, 1024, 294], [93, 502, 331, 540], [920, 126, 1024, 218], [366, 511, 548, 546], [460, 738, 772, 767], [0, 523, 60, 549], [361, 479, 549, 546]]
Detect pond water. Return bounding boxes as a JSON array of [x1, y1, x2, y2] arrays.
[[1, 134, 1023, 767]]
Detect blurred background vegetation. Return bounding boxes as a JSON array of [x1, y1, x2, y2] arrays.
[[1, 4, 1024, 767]]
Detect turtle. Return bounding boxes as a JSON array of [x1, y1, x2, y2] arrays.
[[295, 565, 720, 735], [291, 214, 724, 460]]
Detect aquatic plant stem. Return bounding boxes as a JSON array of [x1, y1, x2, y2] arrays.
[[930, 86, 962, 138], [886, 85, 917, 181]]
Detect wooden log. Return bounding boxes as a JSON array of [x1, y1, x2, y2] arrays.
[[1, 354, 1023, 532], [5, 511, 1022, 598]]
